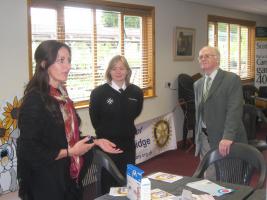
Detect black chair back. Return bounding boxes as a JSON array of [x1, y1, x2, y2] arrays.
[[178, 73, 194, 102], [242, 104, 257, 140], [259, 86, 267, 98], [178, 74, 195, 128], [81, 148, 126, 199], [242, 85, 258, 105], [178, 74, 196, 149], [193, 143, 266, 189], [242, 104, 267, 152]]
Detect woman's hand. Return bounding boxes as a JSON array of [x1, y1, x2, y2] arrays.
[[94, 139, 123, 154], [69, 137, 95, 157]]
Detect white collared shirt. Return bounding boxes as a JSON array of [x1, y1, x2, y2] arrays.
[[110, 80, 126, 93]]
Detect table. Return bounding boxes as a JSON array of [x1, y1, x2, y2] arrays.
[[246, 189, 266, 200], [94, 176, 254, 200]]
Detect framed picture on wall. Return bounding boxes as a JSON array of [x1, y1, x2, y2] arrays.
[[174, 27, 195, 61]]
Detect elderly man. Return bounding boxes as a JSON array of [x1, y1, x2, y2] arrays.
[[194, 46, 247, 178]]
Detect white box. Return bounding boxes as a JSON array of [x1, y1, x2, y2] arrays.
[[127, 164, 151, 200], [140, 178, 151, 200]]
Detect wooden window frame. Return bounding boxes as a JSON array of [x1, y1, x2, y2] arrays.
[[208, 15, 256, 82], [27, 0, 156, 108]]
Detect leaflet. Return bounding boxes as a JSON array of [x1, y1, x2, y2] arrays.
[[148, 172, 183, 183], [186, 179, 234, 197], [109, 187, 128, 196], [151, 188, 179, 200]]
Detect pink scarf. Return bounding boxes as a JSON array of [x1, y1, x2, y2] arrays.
[[50, 85, 83, 181]]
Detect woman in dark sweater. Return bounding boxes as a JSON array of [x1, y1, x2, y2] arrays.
[[89, 55, 143, 193], [17, 40, 122, 200]]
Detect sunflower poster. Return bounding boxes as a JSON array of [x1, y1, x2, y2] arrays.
[[0, 96, 21, 194]]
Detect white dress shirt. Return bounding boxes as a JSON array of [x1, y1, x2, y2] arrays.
[[110, 80, 126, 93]]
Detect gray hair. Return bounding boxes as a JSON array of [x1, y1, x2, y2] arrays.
[[199, 46, 220, 65]]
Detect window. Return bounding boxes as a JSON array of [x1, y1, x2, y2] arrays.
[[29, 0, 155, 107], [208, 15, 255, 81]]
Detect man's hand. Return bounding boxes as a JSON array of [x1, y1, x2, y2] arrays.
[[94, 139, 123, 154], [219, 139, 233, 157]]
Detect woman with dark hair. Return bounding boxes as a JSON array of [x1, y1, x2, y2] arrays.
[[17, 40, 122, 200], [89, 55, 143, 194]]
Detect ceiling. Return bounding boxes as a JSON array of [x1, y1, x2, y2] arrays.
[[180, 0, 267, 16]]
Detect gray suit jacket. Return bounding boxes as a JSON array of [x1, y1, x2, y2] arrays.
[[194, 69, 247, 156]]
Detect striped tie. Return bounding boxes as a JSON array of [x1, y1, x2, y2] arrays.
[[203, 76, 212, 101]]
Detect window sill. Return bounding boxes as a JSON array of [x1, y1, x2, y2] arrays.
[[74, 93, 157, 109]]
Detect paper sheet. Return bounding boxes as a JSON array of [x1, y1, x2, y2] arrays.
[[151, 188, 179, 200], [148, 172, 183, 183], [186, 179, 234, 197], [109, 187, 128, 196]]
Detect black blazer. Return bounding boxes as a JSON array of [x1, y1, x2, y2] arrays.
[[17, 91, 89, 200]]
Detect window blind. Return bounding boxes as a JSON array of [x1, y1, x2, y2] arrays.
[[208, 15, 255, 81], [29, 0, 155, 107]]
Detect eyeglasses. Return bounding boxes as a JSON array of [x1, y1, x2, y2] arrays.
[[198, 54, 216, 61]]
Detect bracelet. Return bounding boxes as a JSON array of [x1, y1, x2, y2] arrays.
[[66, 148, 69, 157], [88, 136, 96, 144]]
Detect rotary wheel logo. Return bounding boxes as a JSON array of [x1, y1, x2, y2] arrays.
[[153, 120, 170, 148]]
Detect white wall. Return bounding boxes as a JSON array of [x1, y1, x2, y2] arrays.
[[1, 0, 267, 140], [0, 0, 28, 101]]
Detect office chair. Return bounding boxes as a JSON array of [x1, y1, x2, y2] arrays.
[[193, 143, 266, 189], [81, 148, 126, 200], [242, 85, 258, 105], [243, 104, 267, 151], [178, 73, 195, 151], [258, 86, 267, 98]]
